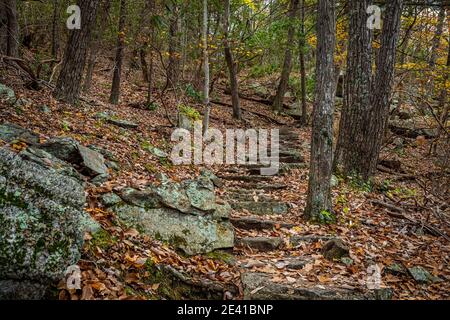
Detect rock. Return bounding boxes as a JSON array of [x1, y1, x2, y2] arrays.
[[150, 146, 168, 158], [40, 137, 108, 178], [14, 97, 31, 107], [321, 238, 350, 261], [236, 237, 282, 251], [407, 266, 442, 284], [105, 160, 120, 171], [0, 147, 87, 299], [341, 257, 354, 266], [241, 272, 392, 300], [230, 217, 295, 231], [113, 205, 234, 255], [107, 118, 138, 129], [80, 212, 102, 234], [231, 201, 289, 216], [200, 168, 223, 188], [100, 192, 123, 207], [0, 83, 16, 104], [39, 104, 51, 114], [110, 174, 234, 255], [385, 263, 407, 276], [0, 122, 40, 144], [94, 111, 111, 120]]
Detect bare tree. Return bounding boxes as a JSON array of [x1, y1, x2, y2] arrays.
[[272, 0, 299, 112], [110, 0, 127, 105], [202, 0, 211, 133], [53, 0, 100, 103], [305, 0, 336, 222], [224, 0, 241, 120], [298, 0, 308, 125]]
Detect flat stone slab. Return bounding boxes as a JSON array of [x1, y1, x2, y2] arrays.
[[238, 183, 288, 190], [220, 175, 274, 182], [107, 118, 139, 129], [236, 237, 283, 251], [231, 201, 289, 215], [290, 235, 333, 246], [241, 273, 393, 300], [230, 217, 295, 230]]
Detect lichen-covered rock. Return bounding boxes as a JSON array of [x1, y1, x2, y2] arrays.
[[110, 174, 234, 255], [0, 122, 40, 145], [0, 83, 16, 104], [0, 147, 87, 299]]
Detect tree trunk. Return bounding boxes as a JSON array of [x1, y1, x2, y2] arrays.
[[83, 0, 111, 93], [334, 0, 373, 176], [272, 0, 299, 112], [224, 0, 241, 120], [366, 0, 404, 178], [298, 0, 307, 125], [427, 7, 445, 98], [5, 0, 19, 57], [304, 0, 336, 222], [202, 0, 211, 134], [167, 2, 180, 88], [51, 0, 60, 59], [53, 0, 100, 104], [0, 1, 7, 55], [110, 0, 127, 105]]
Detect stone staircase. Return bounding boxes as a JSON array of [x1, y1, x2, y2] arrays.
[[216, 127, 392, 300]]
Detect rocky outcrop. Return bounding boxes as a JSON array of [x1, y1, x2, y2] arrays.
[[104, 172, 234, 255], [0, 147, 89, 299]]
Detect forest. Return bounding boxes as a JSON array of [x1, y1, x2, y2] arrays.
[[0, 0, 449, 302]]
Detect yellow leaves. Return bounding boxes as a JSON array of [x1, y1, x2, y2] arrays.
[[242, 0, 256, 11]]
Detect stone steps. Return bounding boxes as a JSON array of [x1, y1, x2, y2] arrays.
[[230, 217, 295, 231], [241, 272, 393, 300], [231, 201, 289, 215], [236, 237, 283, 251]]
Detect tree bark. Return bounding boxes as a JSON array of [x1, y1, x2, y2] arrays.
[[53, 0, 100, 104], [83, 0, 111, 93], [110, 0, 127, 105], [224, 0, 241, 120], [202, 0, 211, 134], [366, 0, 404, 178], [167, 1, 180, 88], [51, 0, 60, 59], [4, 0, 19, 57], [304, 0, 336, 222], [334, 0, 373, 177], [298, 0, 308, 125], [427, 6, 445, 98], [272, 0, 299, 112], [0, 1, 7, 55]]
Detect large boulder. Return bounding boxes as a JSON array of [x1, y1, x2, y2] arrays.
[[0, 147, 88, 299], [40, 137, 108, 178], [106, 174, 234, 255], [0, 122, 40, 145]]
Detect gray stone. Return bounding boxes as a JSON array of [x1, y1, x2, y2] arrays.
[[100, 192, 123, 207], [78, 145, 108, 176], [385, 263, 407, 276], [341, 257, 354, 266], [200, 168, 223, 188], [39, 104, 51, 114], [0, 83, 16, 104], [113, 205, 234, 255], [110, 174, 235, 255], [241, 272, 392, 300], [407, 266, 442, 284], [178, 113, 193, 130], [321, 238, 350, 261], [0, 147, 86, 298], [231, 201, 289, 216], [14, 98, 31, 107], [107, 118, 138, 129], [331, 175, 339, 188], [237, 237, 282, 251], [0, 122, 40, 144], [290, 235, 333, 246]]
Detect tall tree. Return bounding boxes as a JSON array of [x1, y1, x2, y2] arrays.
[[272, 0, 299, 112], [298, 0, 308, 125], [110, 0, 127, 105], [3, 0, 19, 57], [365, 0, 404, 178], [51, 0, 60, 59], [53, 0, 100, 103], [335, 0, 404, 180], [166, 1, 180, 88], [224, 0, 241, 120], [305, 0, 336, 222], [334, 0, 373, 176], [201, 0, 211, 133]]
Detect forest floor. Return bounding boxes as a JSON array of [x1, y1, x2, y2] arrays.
[[0, 61, 449, 300]]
